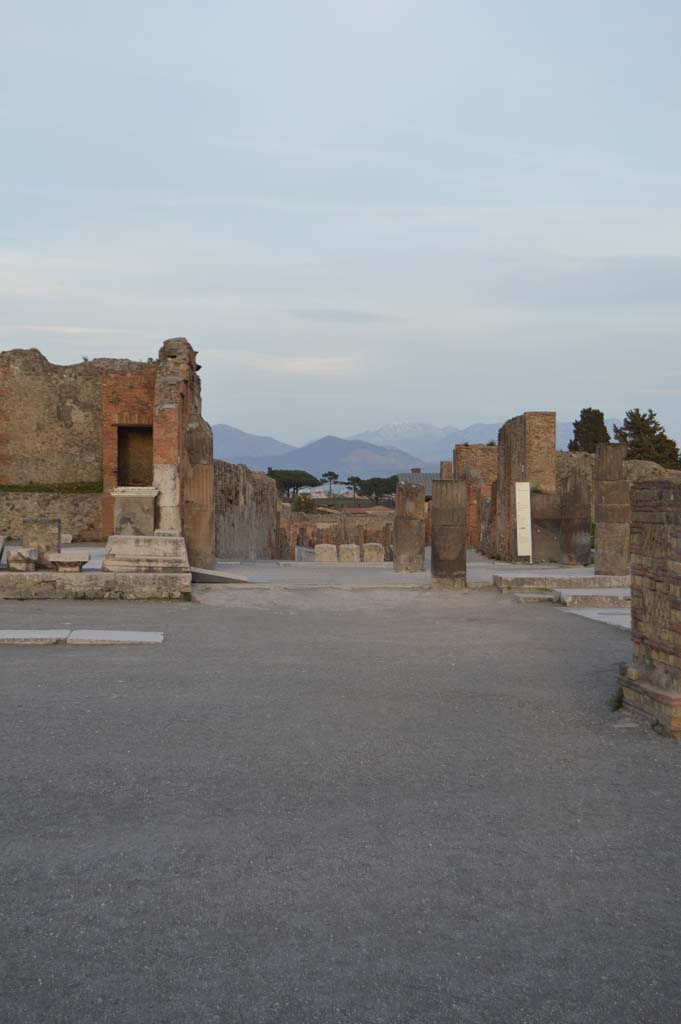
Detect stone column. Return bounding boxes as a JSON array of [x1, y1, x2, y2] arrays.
[[431, 480, 466, 588], [439, 460, 453, 479], [560, 471, 592, 565], [620, 481, 681, 735], [393, 481, 426, 572], [595, 443, 630, 575]]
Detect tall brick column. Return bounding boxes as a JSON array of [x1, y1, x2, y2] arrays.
[[393, 481, 426, 572], [594, 443, 629, 575], [431, 480, 466, 588], [620, 481, 681, 735], [439, 460, 453, 479]]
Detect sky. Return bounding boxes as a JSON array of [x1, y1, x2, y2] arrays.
[[2, 1, 681, 445]]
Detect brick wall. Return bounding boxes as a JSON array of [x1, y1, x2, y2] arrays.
[[454, 445, 498, 485], [621, 480, 681, 735], [496, 412, 556, 560], [101, 366, 156, 534]]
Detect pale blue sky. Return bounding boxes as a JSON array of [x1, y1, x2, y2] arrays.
[[2, 1, 680, 443]]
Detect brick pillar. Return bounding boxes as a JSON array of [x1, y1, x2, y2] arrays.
[[439, 460, 453, 479], [595, 443, 630, 575], [620, 481, 681, 735], [393, 481, 425, 572], [560, 470, 592, 565], [431, 480, 466, 588]]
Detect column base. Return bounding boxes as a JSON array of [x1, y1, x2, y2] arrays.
[[619, 666, 681, 737]]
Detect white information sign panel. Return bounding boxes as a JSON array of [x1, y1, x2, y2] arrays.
[[515, 482, 533, 560]]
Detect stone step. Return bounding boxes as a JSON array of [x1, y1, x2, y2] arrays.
[[553, 588, 631, 608], [512, 591, 557, 604], [494, 573, 630, 593]]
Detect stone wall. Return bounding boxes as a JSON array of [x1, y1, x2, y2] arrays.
[[0, 491, 103, 542], [620, 480, 681, 735], [496, 412, 556, 560], [214, 461, 279, 560], [0, 349, 148, 486], [278, 508, 394, 559], [454, 444, 498, 486]]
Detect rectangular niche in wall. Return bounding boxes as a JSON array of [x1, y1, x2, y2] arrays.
[[117, 426, 153, 486]]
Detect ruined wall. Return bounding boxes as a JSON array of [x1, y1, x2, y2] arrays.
[[454, 444, 498, 486], [101, 365, 156, 535], [0, 349, 114, 485], [0, 492, 103, 542], [620, 480, 681, 735], [278, 508, 394, 559], [496, 412, 556, 560], [214, 461, 279, 560]]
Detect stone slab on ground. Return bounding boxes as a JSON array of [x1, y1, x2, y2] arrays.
[[494, 572, 630, 593], [562, 606, 631, 630], [0, 629, 71, 644], [67, 630, 164, 644], [0, 571, 191, 600], [553, 587, 631, 608], [512, 591, 556, 603]]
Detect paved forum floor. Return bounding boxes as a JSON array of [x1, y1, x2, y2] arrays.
[[1, 589, 678, 1023]]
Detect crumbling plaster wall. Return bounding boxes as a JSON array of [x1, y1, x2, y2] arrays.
[[0, 492, 102, 542]]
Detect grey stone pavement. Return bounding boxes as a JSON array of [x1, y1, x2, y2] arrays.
[[1, 587, 677, 1023]]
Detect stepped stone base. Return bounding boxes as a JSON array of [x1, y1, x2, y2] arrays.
[[0, 571, 191, 601], [102, 534, 190, 574]]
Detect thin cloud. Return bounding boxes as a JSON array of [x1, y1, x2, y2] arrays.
[[2, 324, 137, 335], [292, 308, 399, 325], [202, 349, 357, 376]]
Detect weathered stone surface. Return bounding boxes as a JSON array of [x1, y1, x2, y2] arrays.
[[22, 515, 61, 568], [214, 461, 279, 560], [46, 552, 90, 573], [431, 479, 466, 587], [393, 520, 425, 572], [102, 534, 190, 574], [338, 544, 360, 562], [0, 534, 6, 565], [7, 547, 38, 572], [439, 461, 453, 479], [111, 486, 158, 536], [394, 482, 426, 573], [531, 492, 561, 563], [0, 630, 71, 644], [0, 570, 191, 600], [279, 508, 393, 560], [559, 470, 592, 565], [0, 492, 101, 544], [620, 480, 681, 735], [315, 544, 338, 563], [362, 543, 385, 563], [594, 444, 630, 576]]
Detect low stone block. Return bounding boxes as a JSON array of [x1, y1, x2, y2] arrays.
[[338, 544, 360, 562], [102, 534, 190, 574], [67, 630, 164, 644], [22, 516, 61, 568], [315, 544, 338, 563], [362, 543, 385, 563], [8, 547, 39, 572], [0, 629, 70, 644], [46, 552, 90, 573]]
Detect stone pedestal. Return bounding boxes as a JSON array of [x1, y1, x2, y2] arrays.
[[620, 480, 681, 735], [46, 552, 91, 573], [431, 480, 466, 588], [22, 516, 61, 568], [362, 543, 385, 563], [595, 444, 630, 575], [338, 544, 360, 562], [394, 482, 426, 572], [315, 544, 338, 563], [111, 487, 158, 536], [102, 534, 190, 573]]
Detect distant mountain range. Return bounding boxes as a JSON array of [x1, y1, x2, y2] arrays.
[[211, 418, 619, 478]]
